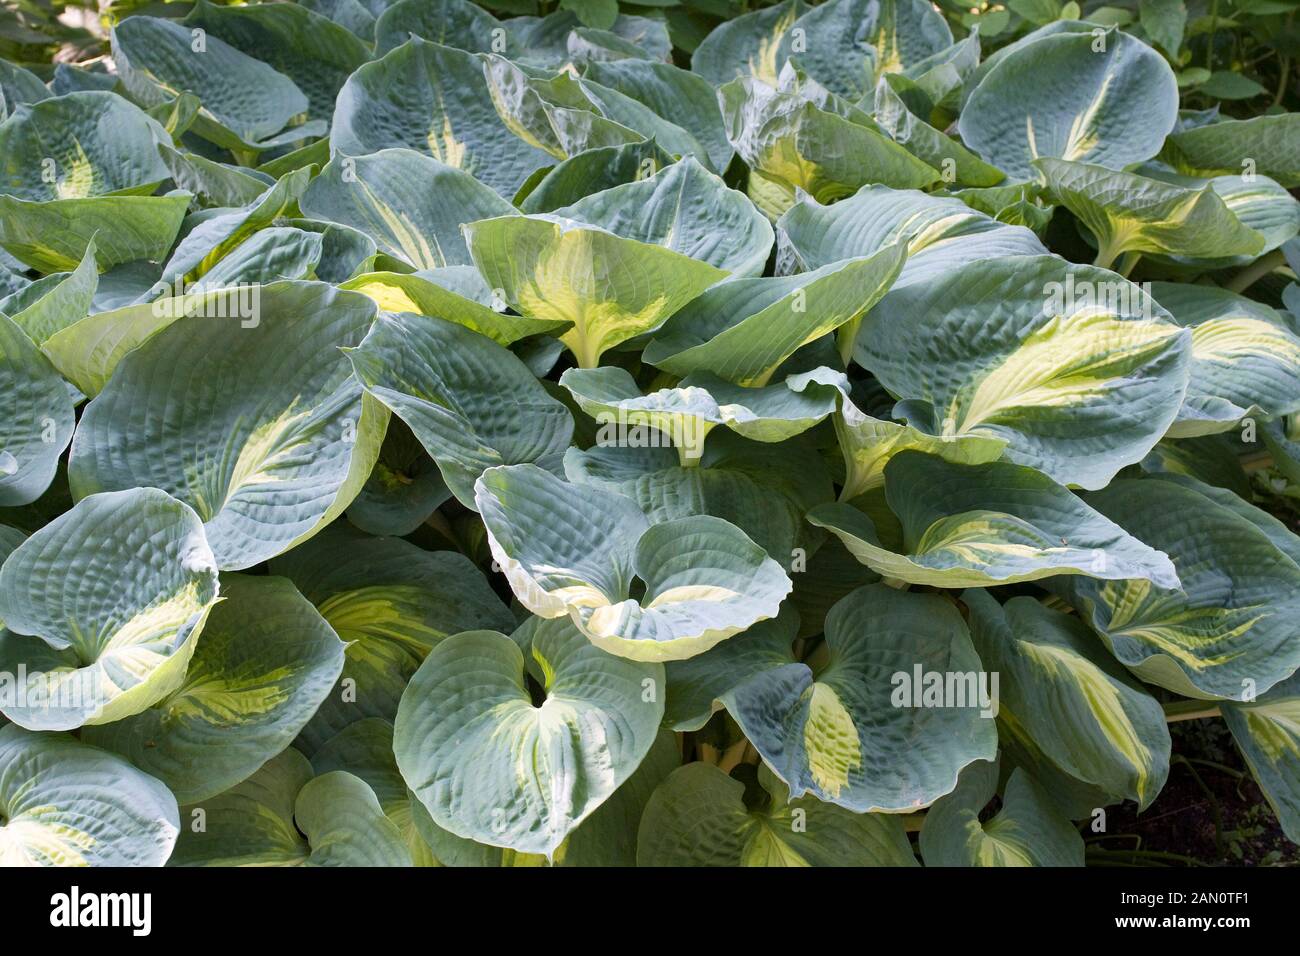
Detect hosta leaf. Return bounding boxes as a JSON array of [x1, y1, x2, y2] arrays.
[[268, 523, 514, 753], [776, 184, 1046, 287], [958, 29, 1178, 181], [68, 281, 387, 569], [855, 256, 1190, 489], [0, 312, 74, 506], [1, 244, 97, 340], [340, 270, 564, 345], [707, 583, 997, 811], [564, 437, 833, 570], [113, 16, 316, 153], [518, 139, 673, 213], [919, 761, 1085, 866], [808, 452, 1179, 588], [466, 214, 726, 368], [1159, 113, 1300, 187], [374, 0, 509, 55], [0, 725, 179, 867], [963, 590, 1171, 808], [311, 718, 439, 866], [1152, 282, 1300, 436], [872, 80, 1005, 188], [691, 0, 806, 87], [1221, 672, 1300, 843], [811, 376, 1006, 501], [637, 762, 918, 866], [394, 619, 664, 856], [0, 191, 192, 274], [720, 77, 940, 216], [0, 91, 168, 200], [160, 166, 311, 285], [171, 749, 411, 865], [183, 0, 371, 121], [644, 243, 906, 384], [301, 148, 517, 271], [0, 488, 219, 730], [346, 311, 574, 507], [1054, 476, 1300, 700], [333, 39, 553, 197], [157, 145, 276, 210], [185, 226, 323, 290], [1034, 157, 1264, 264], [81, 575, 346, 804], [0, 60, 49, 120], [346, 418, 451, 537], [554, 157, 773, 276], [583, 60, 733, 174], [476, 463, 791, 661], [560, 365, 840, 463]]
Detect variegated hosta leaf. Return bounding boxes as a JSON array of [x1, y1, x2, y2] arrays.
[[774, 0, 953, 100], [0, 312, 74, 507], [188, 226, 324, 291], [1152, 282, 1300, 437], [465, 214, 726, 368], [171, 748, 411, 866], [719, 76, 940, 218], [113, 16, 318, 153], [346, 311, 574, 508], [1159, 112, 1300, 188], [553, 157, 773, 276], [855, 256, 1191, 489], [807, 372, 1006, 501], [0, 242, 97, 345], [1136, 166, 1300, 268], [644, 243, 906, 384], [559, 365, 841, 464], [563, 437, 833, 570], [268, 523, 515, 754], [0, 488, 219, 730], [919, 760, 1085, 866], [582, 60, 734, 174], [0, 724, 179, 866], [959, 29, 1178, 181], [637, 762, 918, 866], [475, 463, 791, 661], [711, 583, 996, 811], [158, 144, 275, 209], [311, 718, 439, 866], [407, 655, 682, 867], [573, 75, 717, 170], [474, 54, 640, 160], [332, 39, 553, 197], [160, 166, 311, 285], [68, 281, 387, 569], [340, 270, 567, 346], [1033, 158, 1264, 265], [1221, 671, 1300, 843], [776, 184, 1046, 287], [0, 191, 192, 274], [872, 79, 1005, 188], [0, 90, 169, 200], [81, 575, 346, 804], [963, 590, 1171, 808], [691, 0, 807, 87], [808, 452, 1180, 589], [393, 618, 664, 857], [301, 148, 517, 271], [1055, 475, 1300, 700]]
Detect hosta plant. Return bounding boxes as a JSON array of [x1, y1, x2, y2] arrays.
[[1, 0, 1299, 869]]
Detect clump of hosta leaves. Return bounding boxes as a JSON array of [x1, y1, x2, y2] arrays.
[[1, 0, 1299, 869]]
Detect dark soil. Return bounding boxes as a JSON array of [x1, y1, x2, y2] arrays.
[[1088, 718, 1299, 867]]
